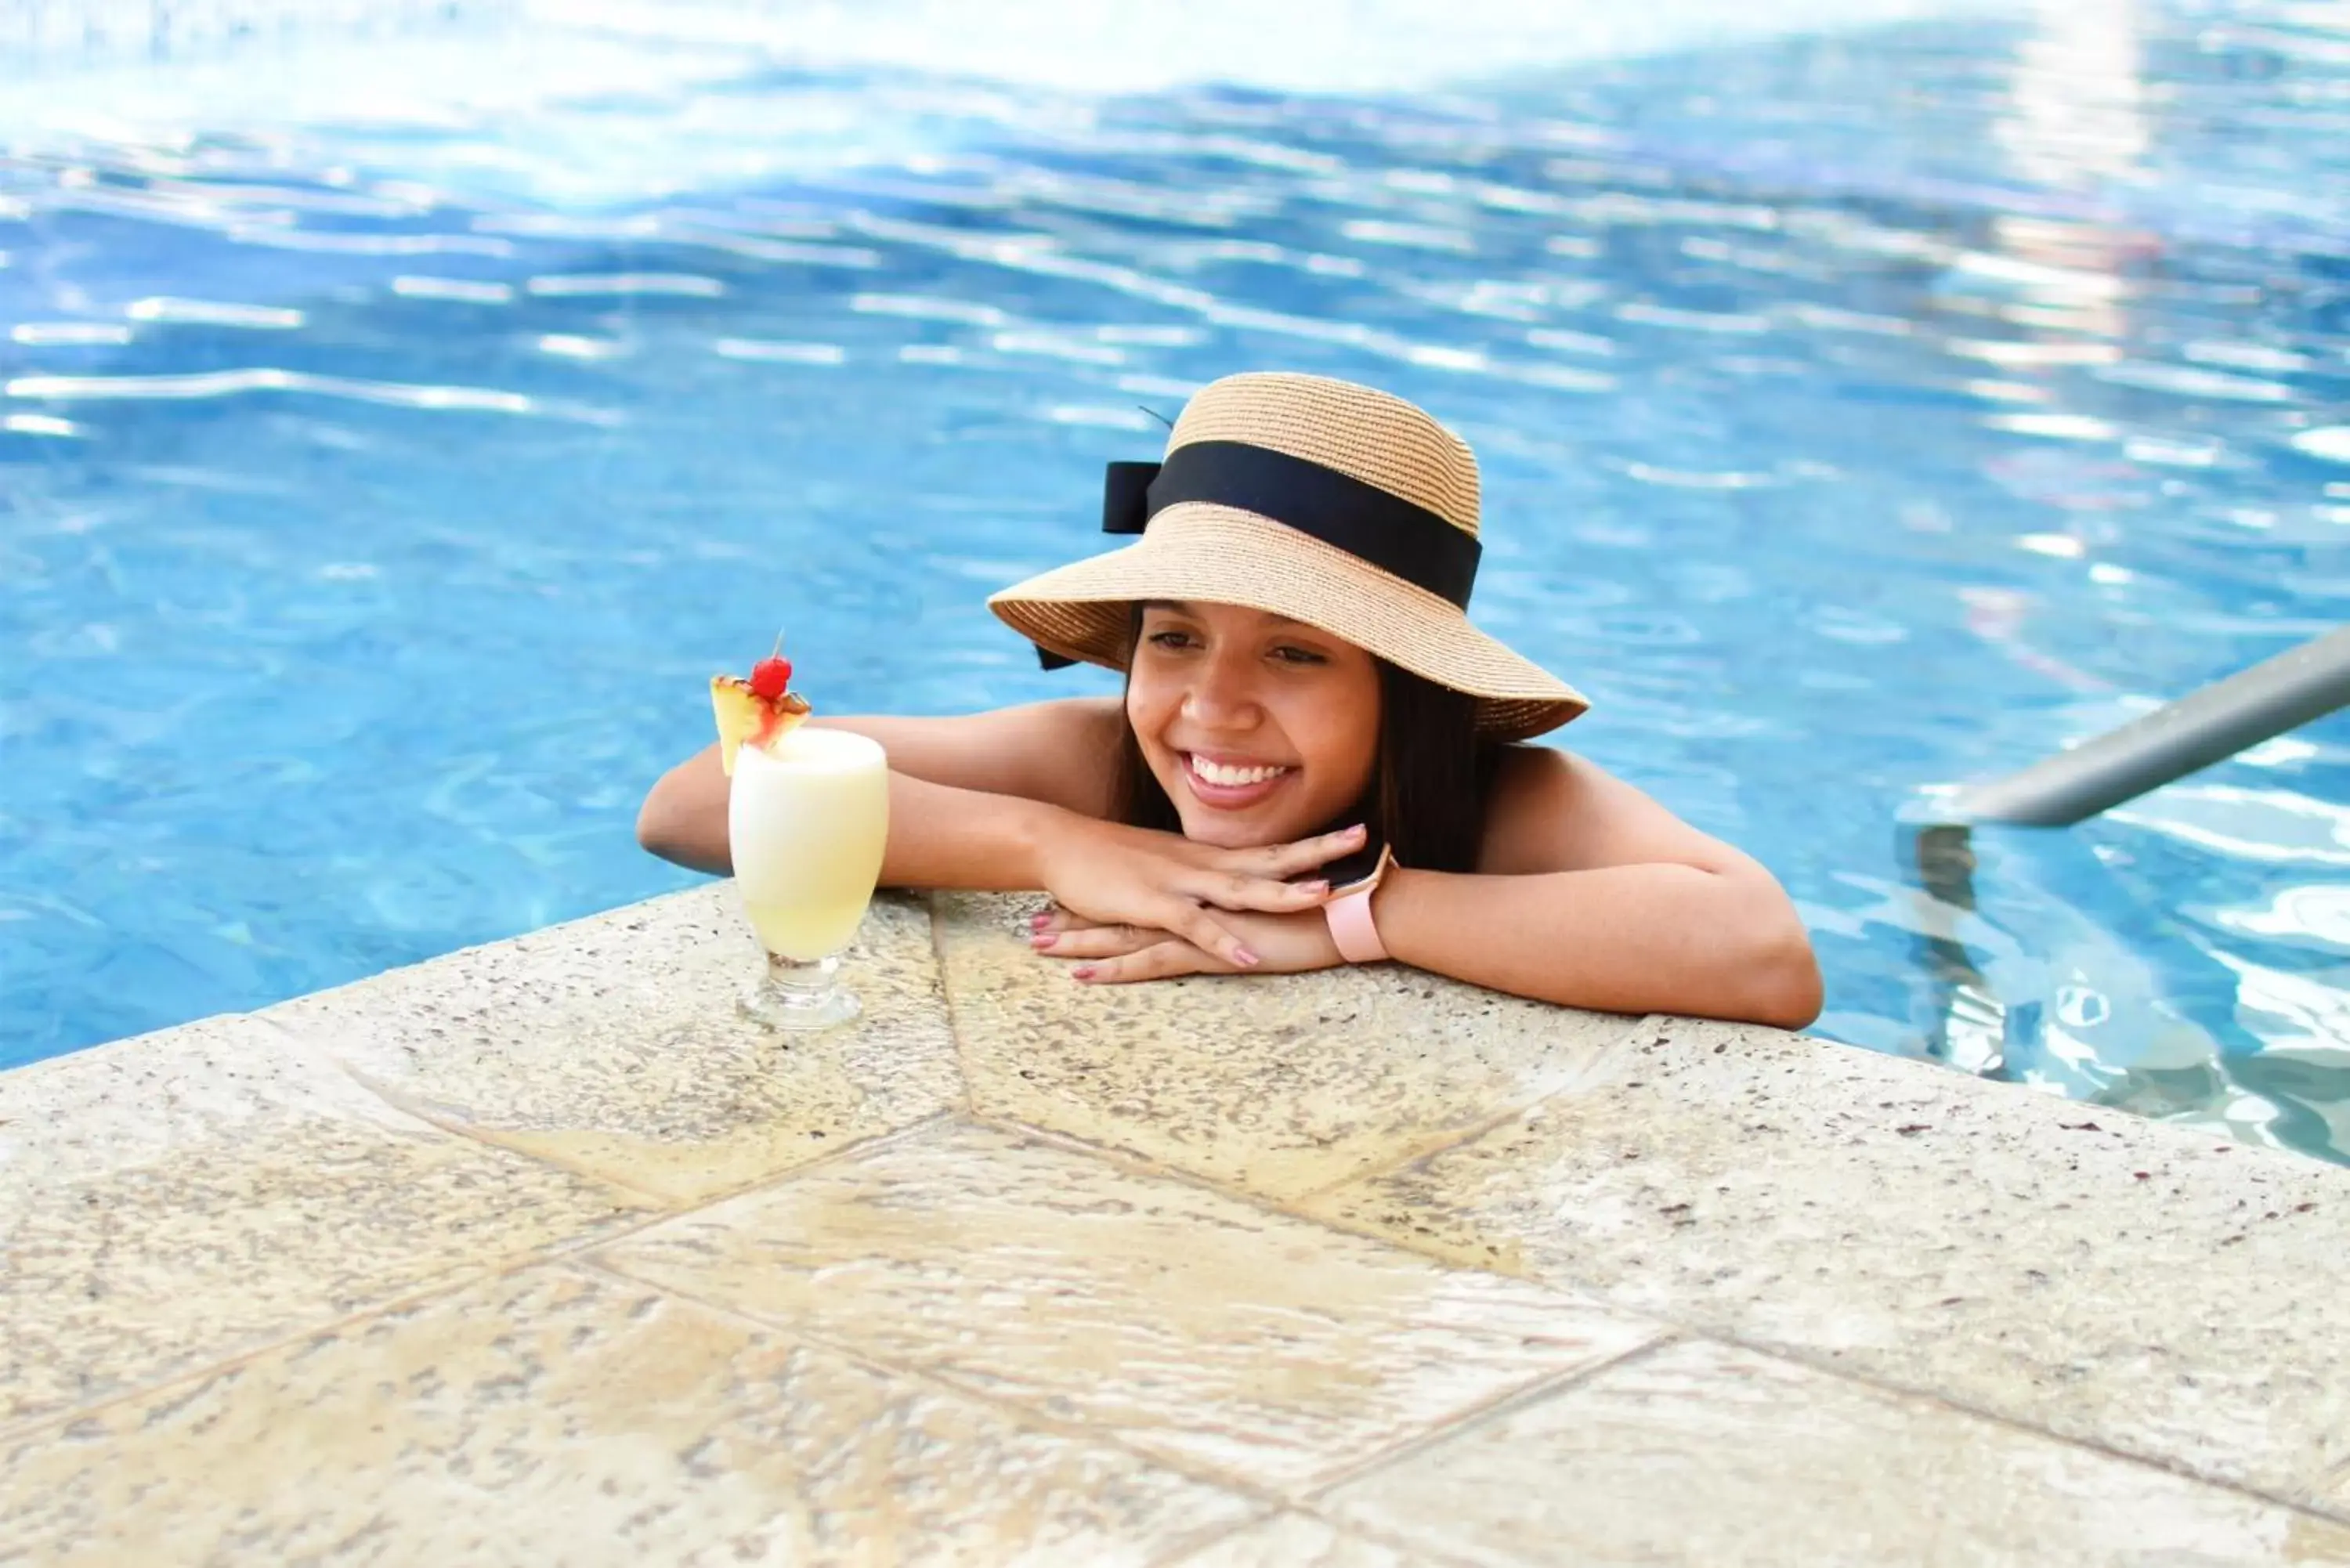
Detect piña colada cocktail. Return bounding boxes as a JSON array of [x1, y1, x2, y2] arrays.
[[710, 647, 887, 1028]]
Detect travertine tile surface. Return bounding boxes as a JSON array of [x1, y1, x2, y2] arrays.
[[13, 887, 2350, 1564], [1306, 1017, 2350, 1514], [265, 887, 960, 1205], [597, 1119, 1663, 1490], [1321, 1339, 2350, 1566], [0, 1265, 1256, 1567], [0, 1016, 645, 1432], [935, 893, 1640, 1202]]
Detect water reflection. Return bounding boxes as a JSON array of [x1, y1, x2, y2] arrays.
[[1996, 0, 2149, 189]]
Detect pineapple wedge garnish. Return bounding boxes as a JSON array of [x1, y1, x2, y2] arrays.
[[710, 674, 811, 776]]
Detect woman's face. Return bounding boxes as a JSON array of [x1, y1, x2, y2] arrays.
[[1126, 601, 1382, 850]]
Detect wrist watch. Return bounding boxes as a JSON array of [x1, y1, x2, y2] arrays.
[[1323, 842, 1395, 964]]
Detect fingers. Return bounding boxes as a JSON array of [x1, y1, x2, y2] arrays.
[[1070, 940, 1220, 985], [1032, 923, 1159, 960], [1177, 865, 1336, 915], [1224, 823, 1369, 883], [1156, 898, 1260, 968], [1032, 898, 1253, 966]]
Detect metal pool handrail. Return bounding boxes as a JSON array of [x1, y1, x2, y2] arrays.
[[1932, 624, 2350, 828]]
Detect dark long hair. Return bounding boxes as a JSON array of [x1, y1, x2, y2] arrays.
[[1112, 609, 1502, 875]]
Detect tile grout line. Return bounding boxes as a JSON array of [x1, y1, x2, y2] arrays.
[[561, 1254, 1308, 1525], [1293, 1331, 1684, 1502], [8, 891, 971, 1447], [591, 1243, 1739, 1560], [246, 1010, 683, 1209], [1280, 1010, 1668, 1211], [923, 893, 1666, 1227], [922, 890, 982, 1120], [0, 1106, 969, 1453], [584, 1218, 1668, 1568], [562, 1111, 1681, 1508], [1687, 1322, 2350, 1531], [1253, 1164, 2350, 1541], [1069, 1051, 2350, 1545], [240, 941, 1650, 1281], [249, 1006, 968, 1222], [962, 1111, 1597, 1294], [13, 1105, 947, 1453], [0, 1264, 517, 1451], [522, 1109, 969, 1266], [931, 1009, 1661, 1275]]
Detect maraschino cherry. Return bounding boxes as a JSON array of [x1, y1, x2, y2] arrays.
[[749, 633, 792, 700], [749, 656, 792, 700]]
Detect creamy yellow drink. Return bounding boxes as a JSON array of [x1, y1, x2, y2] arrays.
[[710, 644, 886, 1028], [728, 726, 888, 962]]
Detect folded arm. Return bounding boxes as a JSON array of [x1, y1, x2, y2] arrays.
[[634, 699, 1124, 883], [1373, 748, 1820, 1028], [634, 697, 1356, 965], [1040, 746, 1822, 1031]]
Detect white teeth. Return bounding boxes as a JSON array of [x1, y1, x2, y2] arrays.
[[1189, 756, 1290, 788]]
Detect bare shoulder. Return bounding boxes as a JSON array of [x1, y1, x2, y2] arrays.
[[822, 695, 1124, 817], [1477, 743, 1754, 876]]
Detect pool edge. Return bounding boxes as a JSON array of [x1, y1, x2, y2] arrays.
[[4, 883, 2347, 1552]]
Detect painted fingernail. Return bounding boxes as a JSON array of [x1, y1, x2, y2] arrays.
[[1072, 965, 1097, 981], [1296, 880, 1329, 897], [1031, 933, 1056, 949], [1029, 911, 1051, 930], [1235, 947, 1261, 967]]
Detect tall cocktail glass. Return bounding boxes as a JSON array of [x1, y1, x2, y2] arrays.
[[727, 726, 889, 1029]]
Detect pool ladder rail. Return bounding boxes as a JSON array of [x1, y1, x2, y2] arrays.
[[1905, 623, 2348, 1076], [1930, 623, 2350, 830]]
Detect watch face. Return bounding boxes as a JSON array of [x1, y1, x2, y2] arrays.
[[1322, 836, 1389, 894]]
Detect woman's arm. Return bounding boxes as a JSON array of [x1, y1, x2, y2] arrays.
[[634, 697, 1361, 966], [1037, 746, 1822, 1031], [634, 698, 1126, 876], [1372, 865, 1820, 1029], [1374, 747, 1822, 1028]]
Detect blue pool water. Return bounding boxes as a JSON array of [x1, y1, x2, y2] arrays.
[[5, 1, 2348, 1164]]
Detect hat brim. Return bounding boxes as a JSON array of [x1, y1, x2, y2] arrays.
[[988, 502, 1589, 743]]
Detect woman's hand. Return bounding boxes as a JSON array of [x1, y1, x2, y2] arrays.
[[1028, 816, 1365, 970], [1030, 905, 1346, 984]]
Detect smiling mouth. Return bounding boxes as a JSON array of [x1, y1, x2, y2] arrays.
[[1180, 753, 1296, 807]]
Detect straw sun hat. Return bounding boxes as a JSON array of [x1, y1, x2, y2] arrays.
[[988, 370, 1589, 742]]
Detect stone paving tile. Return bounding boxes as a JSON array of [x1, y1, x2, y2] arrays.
[[265, 886, 960, 1205], [1303, 1017, 2350, 1516], [597, 1118, 1662, 1493], [934, 893, 1638, 1203], [0, 1264, 1256, 1568], [0, 1016, 646, 1433], [1165, 1513, 1462, 1567], [1321, 1339, 2350, 1567]]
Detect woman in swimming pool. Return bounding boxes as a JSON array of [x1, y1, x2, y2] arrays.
[[638, 371, 1821, 1028]]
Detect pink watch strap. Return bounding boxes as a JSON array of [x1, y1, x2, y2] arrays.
[[1325, 884, 1388, 964]]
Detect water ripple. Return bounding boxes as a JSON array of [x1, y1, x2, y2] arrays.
[[6, 367, 580, 418], [523, 271, 728, 297], [125, 297, 305, 328], [389, 276, 516, 302]]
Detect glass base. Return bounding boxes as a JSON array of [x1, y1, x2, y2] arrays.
[[739, 952, 860, 1032]]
